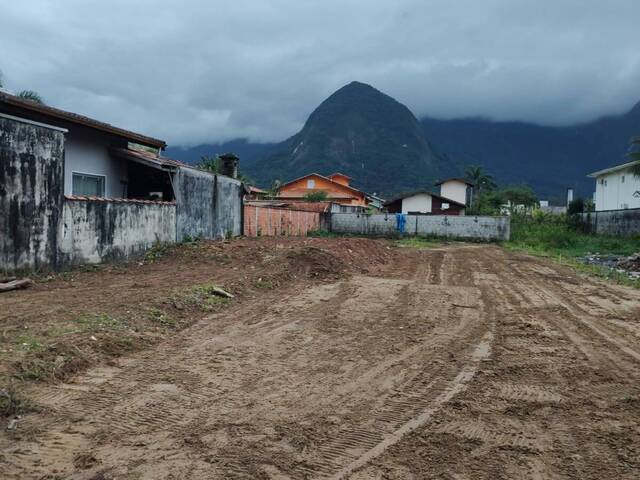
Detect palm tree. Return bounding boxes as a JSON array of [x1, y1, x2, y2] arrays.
[[17, 90, 44, 104], [464, 165, 496, 205]]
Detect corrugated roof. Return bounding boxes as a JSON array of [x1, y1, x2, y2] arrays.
[[110, 147, 185, 169], [0, 92, 166, 149]]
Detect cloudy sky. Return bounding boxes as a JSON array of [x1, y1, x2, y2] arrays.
[[1, 1, 639, 146]]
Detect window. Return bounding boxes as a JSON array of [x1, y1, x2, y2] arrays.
[[307, 179, 315, 189], [622, 175, 625, 183], [72, 173, 105, 197], [442, 203, 450, 210]]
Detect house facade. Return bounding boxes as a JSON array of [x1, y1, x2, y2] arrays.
[[588, 160, 640, 211], [1, 92, 243, 272], [436, 178, 473, 206], [385, 191, 466, 215], [278, 172, 369, 207]]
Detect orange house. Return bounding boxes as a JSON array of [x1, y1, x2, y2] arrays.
[[278, 173, 368, 206]]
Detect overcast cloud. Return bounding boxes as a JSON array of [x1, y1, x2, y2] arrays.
[[1, 0, 639, 146]]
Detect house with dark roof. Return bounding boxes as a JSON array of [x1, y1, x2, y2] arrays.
[[0, 92, 244, 272], [385, 191, 466, 215], [0, 91, 180, 201], [384, 178, 471, 215]]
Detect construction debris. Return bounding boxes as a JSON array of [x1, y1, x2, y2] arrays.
[[0, 279, 33, 293], [210, 286, 234, 298]]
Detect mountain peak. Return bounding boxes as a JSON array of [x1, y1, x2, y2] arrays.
[[248, 82, 446, 195]]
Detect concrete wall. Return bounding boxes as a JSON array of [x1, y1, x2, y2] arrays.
[[580, 208, 640, 237], [174, 166, 243, 240], [64, 130, 128, 197], [331, 213, 510, 241], [58, 199, 176, 266], [244, 205, 326, 236], [0, 116, 65, 272]]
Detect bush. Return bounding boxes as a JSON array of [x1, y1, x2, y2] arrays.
[[303, 190, 329, 202]]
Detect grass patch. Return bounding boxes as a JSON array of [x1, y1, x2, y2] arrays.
[[16, 334, 47, 353], [395, 237, 442, 249], [170, 283, 232, 312], [508, 216, 639, 258], [307, 229, 341, 238], [0, 381, 36, 418], [146, 308, 176, 328], [506, 214, 640, 288], [144, 242, 174, 263], [73, 313, 125, 332]]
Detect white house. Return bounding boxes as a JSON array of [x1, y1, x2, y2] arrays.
[[435, 178, 473, 206], [588, 160, 640, 211]]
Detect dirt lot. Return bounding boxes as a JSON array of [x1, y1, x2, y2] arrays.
[[1, 238, 640, 479]]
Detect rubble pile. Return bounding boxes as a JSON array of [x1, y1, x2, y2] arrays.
[[579, 252, 640, 280]]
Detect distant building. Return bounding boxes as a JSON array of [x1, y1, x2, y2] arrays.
[[385, 191, 466, 215], [587, 160, 640, 211], [435, 178, 473, 206], [277, 172, 369, 206]]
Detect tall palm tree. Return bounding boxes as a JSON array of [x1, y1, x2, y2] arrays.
[[464, 165, 496, 204], [17, 90, 45, 104]]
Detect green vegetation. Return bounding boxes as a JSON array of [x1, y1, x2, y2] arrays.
[[171, 283, 232, 312], [197, 154, 253, 184], [506, 212, 640, 288], [73, 313, 125, 332], [303, 190, 329, 202], [395, 237, 442, 249], [307, 229, 340, 238], [146, 308, 176, 328], [0, 381, 36, 418]]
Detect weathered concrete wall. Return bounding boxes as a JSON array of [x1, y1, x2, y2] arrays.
[[174, 167, 242, 240], [58, 199, 176, 266], [580, 209, 640, 237], [330, 213, 510, 241], [244, 205, 326, 236], [0, 116, 65, 272]]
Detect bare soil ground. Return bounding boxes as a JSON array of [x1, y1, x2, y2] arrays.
[[1, 238, 640, 479]]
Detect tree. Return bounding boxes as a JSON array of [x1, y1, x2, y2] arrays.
[[501, 185, 538, 213], [465, 165, 497, 201], [267, 179, 281, 198], [17, 90, 44, 104], [303, 190, 328, 202], [197, 155, 220, 173]]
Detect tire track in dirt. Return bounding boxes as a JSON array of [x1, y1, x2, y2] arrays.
[[327, 331, 494, 480], [296, 248, 493, 479]]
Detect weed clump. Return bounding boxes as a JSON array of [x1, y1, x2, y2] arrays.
[[0, 381, 36, 418]]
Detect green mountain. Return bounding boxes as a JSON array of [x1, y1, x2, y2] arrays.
[[421, 102, 640, 201], [245, 81, 452, 196], [167, 82, 640, 201]]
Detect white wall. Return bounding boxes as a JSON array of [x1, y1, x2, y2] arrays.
[[64, 130, 128, 198], [440, 180, 468, 205], [594, 169, 640, 211], [402, 193, 432, 213]]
